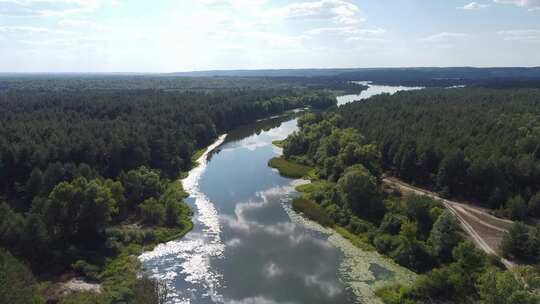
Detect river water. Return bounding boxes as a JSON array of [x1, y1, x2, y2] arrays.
[[337, 81, 424, 106], [139, 82, 420, 304]]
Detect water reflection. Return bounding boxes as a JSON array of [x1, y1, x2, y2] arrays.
[[200, 118, 355, 303], [141, 116, 356, 304]]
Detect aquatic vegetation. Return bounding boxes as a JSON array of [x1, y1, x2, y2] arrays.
[[284, 204, 417, 304]]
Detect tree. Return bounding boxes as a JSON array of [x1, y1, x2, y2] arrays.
[[25, 168, 43, 201], [392, 220, 434, 272], [404, 195, 436, 240], [45, 177, 117, 243], [429, 211, 461, 263], [337, 164, 384, 222], [139, 198, 165, 225], [528, 192, 540, 218], [506, 195, 528, 221], [164, 200, 179, 227], [21, 213, 49, 260], [477, 268, 539, 304], [501, 222, 534, 261], [0, 250, 44, 304], [436, 150, 468, 195], [120, 166, 165, 212], [452, 241, 486, 273]]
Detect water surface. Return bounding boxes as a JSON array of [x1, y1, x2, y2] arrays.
[[337, 81, 424, 106], [140, 84, 420, 304]]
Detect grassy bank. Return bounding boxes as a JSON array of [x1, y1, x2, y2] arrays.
[[292, 197, 334, 227], [272, 140, 285, 148], [268, 157, 313, 178]]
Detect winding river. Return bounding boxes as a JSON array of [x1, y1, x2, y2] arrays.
[[139, 82, 421, 304]]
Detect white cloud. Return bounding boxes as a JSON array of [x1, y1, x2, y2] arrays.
[[0, 0, 118, 17], [306, 26, 385, 43], [498, 29, 540, 41], [494, 0, 540, 10], [0, 25, 72, 35], [459, 2, 490, 10], [275, 0, 362, 25], [57, 18, 109, 30], [422, 32, 470, 42]]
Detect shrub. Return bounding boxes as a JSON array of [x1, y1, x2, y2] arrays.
[[292, 197, 334, 227]]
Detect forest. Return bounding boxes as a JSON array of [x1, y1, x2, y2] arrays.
[[338, 87, 540, 222], [0, 81, 336, 303], [278, 112, 540, 303]]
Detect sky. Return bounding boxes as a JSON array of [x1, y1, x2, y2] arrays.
[[0, 0, 539, 72]]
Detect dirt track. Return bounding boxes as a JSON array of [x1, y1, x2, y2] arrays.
[[383, 177, 515, 269]]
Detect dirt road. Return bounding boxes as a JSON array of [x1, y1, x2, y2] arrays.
[[383, 177, 515, 269]]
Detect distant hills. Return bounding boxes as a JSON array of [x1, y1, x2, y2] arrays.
[[168, 67, 540, 87], [169, 67, 540, 79]]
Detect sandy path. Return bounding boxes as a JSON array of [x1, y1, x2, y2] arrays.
[[382, 177, 515, 269]]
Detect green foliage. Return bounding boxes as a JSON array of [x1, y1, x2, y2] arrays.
[[72, 260, 101, 281], [268, 157, 313, 178], [0, 250, 44, 304], [429, 211, 461, 263], [139, 198, 165, 226], [506, 195, 528, 221], [478, 268, 539, 304], [120, 167, 164, 212], [44, 177, 118, 242], [338, 88, 540, 219], [528, 192, 540, 217], [390, 221, 434, 273], [501, 222, 538, 261], [337, 164, 384, 222], [292, 197, 334, 227]]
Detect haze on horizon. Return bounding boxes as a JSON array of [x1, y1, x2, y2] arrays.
[[1, 0, 539, 73]]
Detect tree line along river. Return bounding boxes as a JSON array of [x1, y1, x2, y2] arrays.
[[139, 82, 423, 304]]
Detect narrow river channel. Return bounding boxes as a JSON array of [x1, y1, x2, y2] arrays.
[[139, 82, 422, 304]]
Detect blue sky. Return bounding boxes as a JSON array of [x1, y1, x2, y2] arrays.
[[0, 0, 539, 72]]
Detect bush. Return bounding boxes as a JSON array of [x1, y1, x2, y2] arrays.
[[140, 198, 165, 225], [268, 157, 313, 178], [373, 234, 400, 254], [72, 260, 101, 281], [292, 197, 334, 227], [347, 216, 376, 234]]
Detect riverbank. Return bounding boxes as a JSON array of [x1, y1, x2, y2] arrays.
[[270, 142, 417, 304], [137, 134, 227, 303], [284, 191, 417, 304], [55, 135, 227, 303]]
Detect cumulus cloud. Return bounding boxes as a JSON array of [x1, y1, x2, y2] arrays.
[[494, 0, 540, 10], [458, 2, 490, 9]]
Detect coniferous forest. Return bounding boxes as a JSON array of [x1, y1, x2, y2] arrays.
[[0, 78, 336, 303], [338, 88, 540, 220]]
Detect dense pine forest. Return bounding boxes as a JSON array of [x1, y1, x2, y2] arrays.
[[277, 111, 540, 303], [0, 79, 336, 303], [339, 88, 540, 221]]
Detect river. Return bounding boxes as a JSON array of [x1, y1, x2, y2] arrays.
[[139, 82, 420, 304], [337, 81, 424, 106]]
